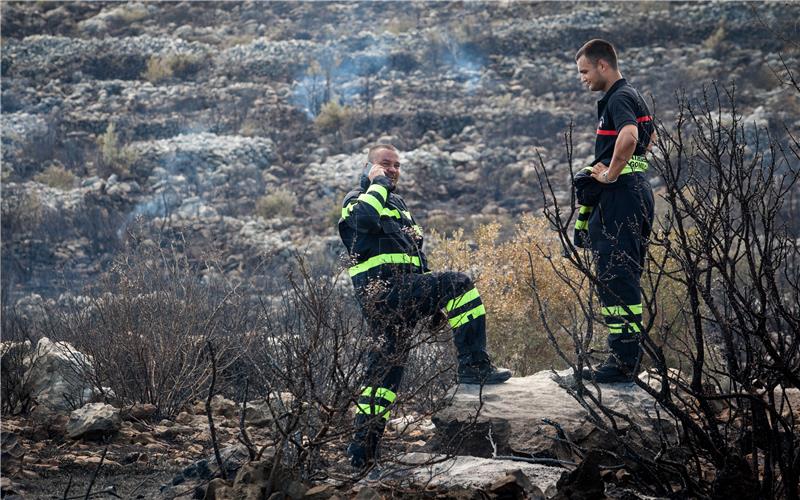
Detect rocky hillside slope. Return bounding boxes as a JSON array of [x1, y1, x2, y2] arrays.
[[2, 1, 799, 302]]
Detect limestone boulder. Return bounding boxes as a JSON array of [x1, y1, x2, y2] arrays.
[[66, 403, 121, 440], [400, 453, 563, 496], [432, 369, 674, 461], [23, 337, 98, 412]]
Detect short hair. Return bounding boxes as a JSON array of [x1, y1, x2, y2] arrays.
[[575, 39, 618, 70], [367, 144, 398, 163]]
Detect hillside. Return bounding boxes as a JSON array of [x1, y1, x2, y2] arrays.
[[3, 1, 799, 303]]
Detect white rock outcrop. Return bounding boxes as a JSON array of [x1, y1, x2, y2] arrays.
[[23, 337, 98, 412]]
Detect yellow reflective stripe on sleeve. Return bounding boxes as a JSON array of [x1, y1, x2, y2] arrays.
[[341, 202, 357, 219], [356, 403, 391, 420], [601, 304, 643, 316], [445, 287, 481, 312], [348, 253, 422, 277], [575, 220, 588, 230], [366, 183, 388, 202], [449, 304, 486, 328], [361, 386, 397, 404], [357, 192, 384, 214], [381, 207, 401, 218], [379, 208, 413, 220]]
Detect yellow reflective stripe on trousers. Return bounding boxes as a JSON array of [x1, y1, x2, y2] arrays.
[[445, 287, 480, 312], [449, 304, 486, 328], [366, 183, 388, 202], [575, 219, 588, 230], [607, 322, 641, 334], [348, 253, 421, 277], [360, 386, 397, 404], [356, 403, 390, 419], [601, 304, 643, 316]]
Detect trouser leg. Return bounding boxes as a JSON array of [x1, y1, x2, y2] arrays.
[[399, 271, 488, 364], [438, 273, 488, 364], [402, 271, 509, 383], [349, 311, 409, 468]]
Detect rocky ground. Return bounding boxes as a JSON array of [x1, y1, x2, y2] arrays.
[[3, 336, 724, 499]]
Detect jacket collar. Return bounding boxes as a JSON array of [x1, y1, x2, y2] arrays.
[[599, 78, 627, 106]]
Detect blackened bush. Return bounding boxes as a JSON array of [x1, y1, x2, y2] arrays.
[[43, 236, 255, 419]]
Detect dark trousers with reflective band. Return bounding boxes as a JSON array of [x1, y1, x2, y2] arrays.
[[354, 270, 487, 427], [589, 174, 654, 337]]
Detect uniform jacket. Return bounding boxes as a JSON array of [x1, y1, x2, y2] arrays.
[[338, 174, 429, 293]]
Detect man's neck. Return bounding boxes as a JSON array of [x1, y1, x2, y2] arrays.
[[603, 74, 623, 93]]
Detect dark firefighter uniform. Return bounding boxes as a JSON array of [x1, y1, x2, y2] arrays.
[[575, 78, 655, 383], [338, 172, 510, 469]]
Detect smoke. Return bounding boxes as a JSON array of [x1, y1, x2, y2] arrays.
[[290, 31, 486, 119]]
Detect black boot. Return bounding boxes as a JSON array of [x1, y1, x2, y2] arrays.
[[458, 353, 512, 385], [580, 334, 641, 384], [347, 414, 384, 470]]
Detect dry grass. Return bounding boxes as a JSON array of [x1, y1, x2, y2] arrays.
[[143, 53, 203, 83], [96, 122, 137, 178], [256, 189, 295, 219], [33, 162, 76, 190]]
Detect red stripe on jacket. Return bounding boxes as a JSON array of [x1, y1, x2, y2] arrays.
[[597, 116, 652, 135]]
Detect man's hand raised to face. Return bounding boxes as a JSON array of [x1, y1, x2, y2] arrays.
[[367, 162, 387, 181]]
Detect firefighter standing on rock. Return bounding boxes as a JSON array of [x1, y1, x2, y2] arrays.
[[574, 39, 656, 384]]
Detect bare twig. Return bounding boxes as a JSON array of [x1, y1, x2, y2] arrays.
[[238, 377, 257, 461], [205, 341, 227, 481], [83, 445, 108, 500]]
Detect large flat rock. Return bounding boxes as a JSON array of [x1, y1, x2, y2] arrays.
[[394, 453, 563, 496], [433, 369, 670, 459]]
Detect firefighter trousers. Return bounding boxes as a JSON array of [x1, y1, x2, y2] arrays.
[[354, 270, 488, 427], [589, 174, 654, 336]]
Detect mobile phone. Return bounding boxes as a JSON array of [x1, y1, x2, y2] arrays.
[[362, 161, 374, 176]]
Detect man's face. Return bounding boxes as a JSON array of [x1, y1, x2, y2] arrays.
[[373, 148, 401, 188], [577, 55, 605, 92]]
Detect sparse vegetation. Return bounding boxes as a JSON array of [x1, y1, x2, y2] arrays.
[[143, 53, 203, 83], [255, 189, 295, 219], [42, 239, 252, 419], [703, 20, 727, 53], [96, 122, 137, 178], [314, 100, 353, 137], [33, 162, 76, 190]]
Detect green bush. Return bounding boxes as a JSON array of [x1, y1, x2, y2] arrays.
[[256, 189, 295, 219], [33, 162, 76, 190]]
